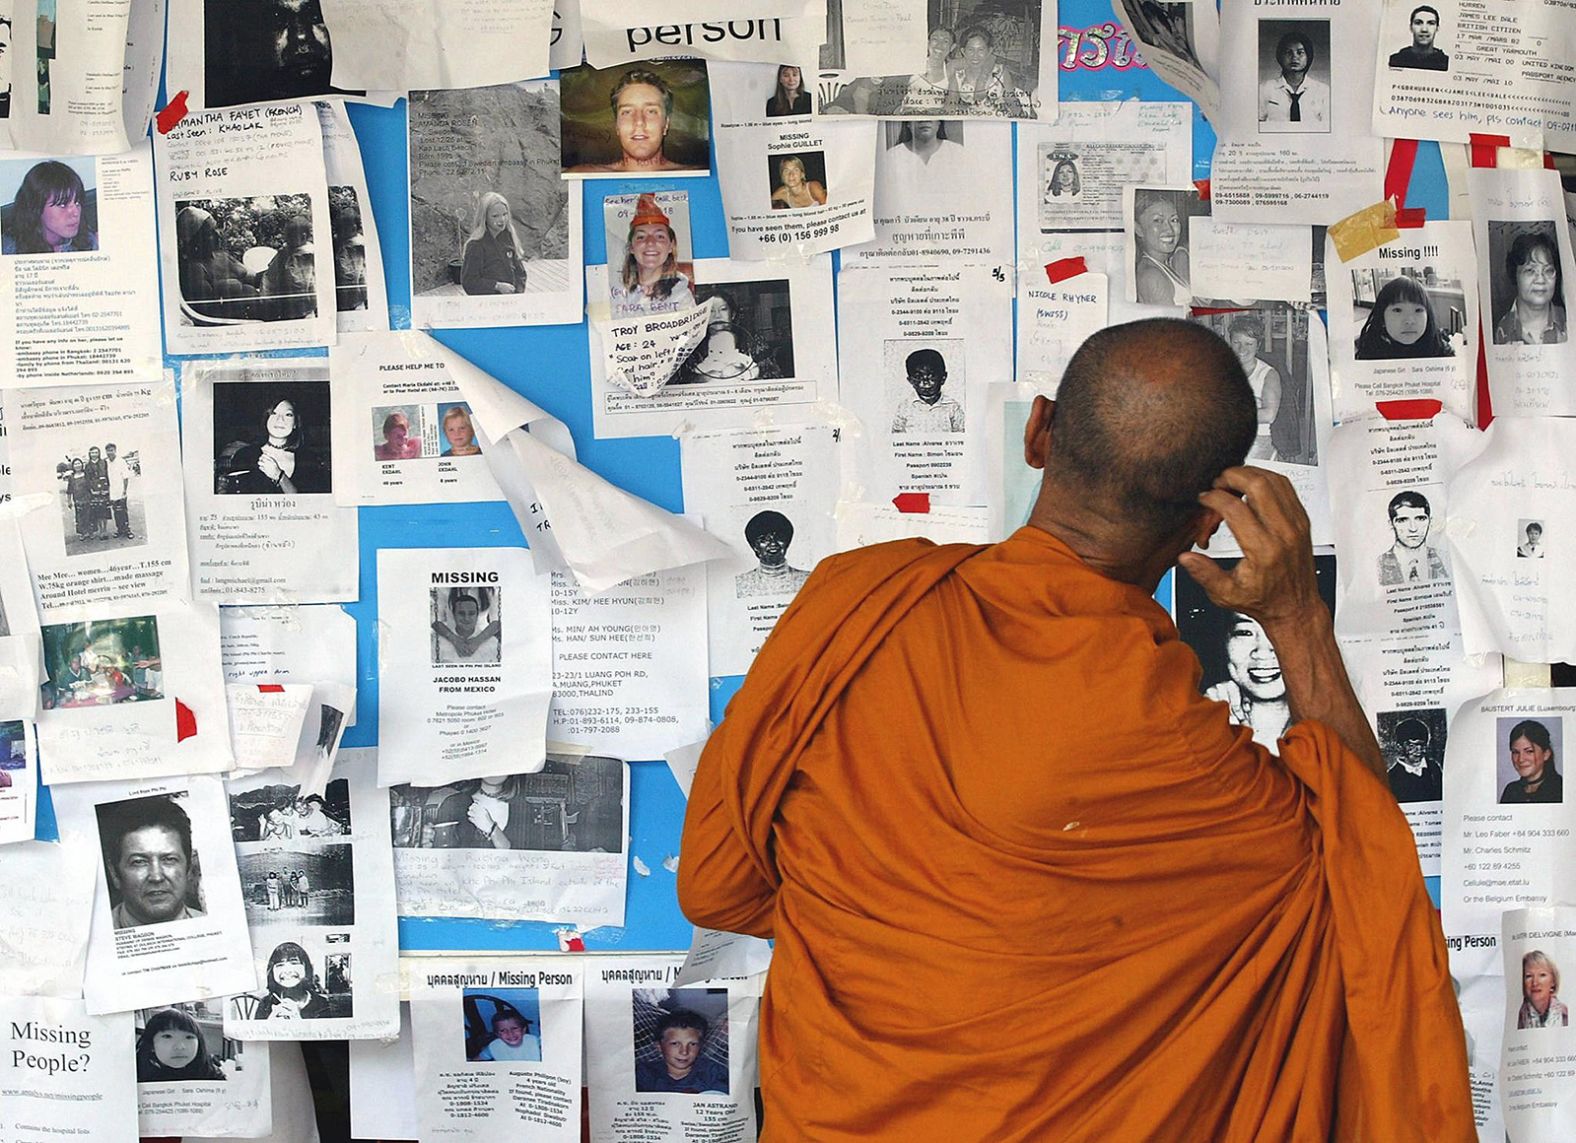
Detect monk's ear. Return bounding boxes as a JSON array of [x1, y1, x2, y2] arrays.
[[1191, 505, 1225, 551], [1023, 395, 1054, 470]]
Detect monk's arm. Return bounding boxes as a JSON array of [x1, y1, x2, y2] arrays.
[[676, 738, 777, 939], [1185, 466, 1384, 780]]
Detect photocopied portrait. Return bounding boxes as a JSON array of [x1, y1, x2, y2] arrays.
[[561, 61, 711, 177], [1497, 716, 1563, 805], [1487, 221, 1568, 347], [135, 1001, 239, 1084], [212, 379, 333, 495], [1351, 268, 1460, 360], [0, 157, 99, 255], [203, 0, 349, 109], [1189, 305, 1319, 466], [1256, 21, 1331, 134], [1378, 489, 1448, 586], [430, 584, 501, 664], [632, 987, 730, 1095], [1378, 708, 1447, 804], [734, 510, 811, 599], [174, 195, 318, 326], [1129, 186, 1202, 306], [327, 186, 369, 312], [463, 988, 543, 1062], [674, 280, 795, 384], [1388, 4, 1449, 71], [95, 792, 206, 930], [1518, 519, 1545, 559], [229, 938, 353, 1021], [889, 345, 965, 434]]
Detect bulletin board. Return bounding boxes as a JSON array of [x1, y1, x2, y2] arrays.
[[30, 0, 1455, 953]]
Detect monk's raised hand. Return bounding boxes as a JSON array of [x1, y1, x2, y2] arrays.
[[1177, 466, 1324, 632]]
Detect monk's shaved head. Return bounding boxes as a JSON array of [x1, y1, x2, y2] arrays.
[[1044, 319, 1257, 540]]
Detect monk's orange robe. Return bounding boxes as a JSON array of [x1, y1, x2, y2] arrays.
[[678, 528, 1474, 1141]]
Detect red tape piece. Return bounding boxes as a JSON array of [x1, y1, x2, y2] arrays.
[[892, 492, 930, 514], [175, 699, 197, 742], [1192, 178, 1210, 202], [1374, 399, 1443, 421], [257, 684, 285, 693], [1045, 256, 1087, 284], [1469, 133, 1510, 169], [156, 91, 190, 134], [1384, 139, 1427, 228]]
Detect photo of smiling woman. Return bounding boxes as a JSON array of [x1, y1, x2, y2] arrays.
[[607, 191, 695, 318], [1499, 717, 1564, 805], [1130, 187, 1194, 305], [1518, 949, 1569, 1029], [213, 379, 332, 495], [1, 158, 98, 254], [1352, 270, 1457, 359], [1175, 553, 1336, 746]]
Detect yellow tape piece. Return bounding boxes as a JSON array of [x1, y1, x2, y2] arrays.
[[1327, 199, 1399, 263]]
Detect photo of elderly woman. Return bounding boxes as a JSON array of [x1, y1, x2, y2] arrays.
[[1517, 949, 1569, 1029], [770, 153, 828, 210], [1487, 222, 1568, 346], [212, 379, 333, 495], [173, 194, 318, 326], [0, 157, 98, 254], [1175, 553, 1336, 746], [605, 191, 695, 318], [1351, 268, 1460, 359], [135, 1002, 239, 1083]]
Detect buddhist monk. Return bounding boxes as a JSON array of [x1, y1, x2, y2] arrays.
[[678, 318, 1473, 1141]]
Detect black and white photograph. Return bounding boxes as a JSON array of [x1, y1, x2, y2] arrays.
[[1128, 185, 1207, 305], [883, 120, 971, 184], [1121, 0, 1206, 70], [885, 339, 965, 435], [1350, 266, 1463, 359], [95, 791, 206, 930], [1517, 519, 1546, 559], [674, 279, 795, 384], [735, 510, 812, 600], [1487, 221, 1568, 347], [1189, 305, 1319, 466], [1387, 3, 1450, 71], [229, 777, 352, 843], [1175, 553, 1337, 746], [604, 190, 695, 318], [769, 151, 828, 211], [1377, 489, 1449, 586], [236, 844, 354, 927], [1379, 708, 1447, 804], [819, 0, 1047, 119], [463, 988, 543, 1063], [1256, 20, 1330, 135], [431, 584, 501, 664], [408, 84, 572, 300], [328, 185, 370, 312], [211, 378, 333, 495], [389, 757, 625, 852], [561, 61, 711, 177], [0, 156, 99, 254], [229, 938, 354, 1021], [54, 438, 146, 555], [135, 1000, 244, 1084], [203, 0, 352, 109], [41, 615, 163, 710], [174, 195, 319, 326], [1497, 716, 1564, 805], [632, 987, 730, 1096]]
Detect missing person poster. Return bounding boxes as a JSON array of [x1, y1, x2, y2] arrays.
[[407, 957, 584, 1143], [0, 997, 136, 1143], [53, 774, 256, 1015], [317, 101, 390, 335], [679, 420, 840, 677], [224, 750, 400, 1041], [1325, 221, 1479, 424], [0, 147, 162, 389], [587, 254, 838, 439], [845, 118, 1012, 268], [584, 954, 764, 1143], [1498, 906, 1576, 1141], [1467, 167, 1576, 416], [0, 719, 38, 843], [5, 378, 190, 620], [1209, 0, 1384, 224], [35, 601, 231, 785], [153, 102, 337, 355], [134, 997, 272, 1139], [837, 263, 1011, 506], [548, 566, 709, 761], [181, 357, 360, 604], [0, 0, 145, 153], [389, 752, 629, 926], [407, 81, 584, 330], [1371, 0, 1576, 151], [708, 61, 876, 260], [330, 331, 506, 507], [376, 547, 552, 788]]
